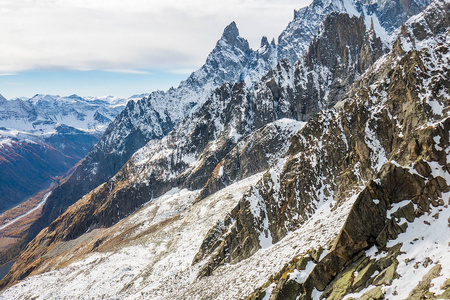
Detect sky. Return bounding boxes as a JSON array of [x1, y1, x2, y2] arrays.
[[0, 0, 312, 99]]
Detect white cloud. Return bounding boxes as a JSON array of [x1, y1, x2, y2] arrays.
[[169, 68, 197, 75], [104, 69, 152, 75], [0, 0, 312, 73]]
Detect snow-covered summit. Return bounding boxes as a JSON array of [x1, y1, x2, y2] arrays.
[[277, 0, 432, 64]]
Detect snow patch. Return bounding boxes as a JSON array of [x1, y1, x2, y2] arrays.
[[289, 260, 316, 284]]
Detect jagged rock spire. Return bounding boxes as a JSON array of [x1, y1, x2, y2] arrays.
[[221, 21, 240, 45], [216, 21, 250, 53], [261, 36, 269, 48]]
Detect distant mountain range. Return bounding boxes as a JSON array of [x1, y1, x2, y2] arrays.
[[0, 93, 146, 213]]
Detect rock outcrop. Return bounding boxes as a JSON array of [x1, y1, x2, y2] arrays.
[[192, 0, 450, 286]]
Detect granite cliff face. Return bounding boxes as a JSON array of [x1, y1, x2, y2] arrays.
[[195, 1, 450, 297], [277, 0, 432, 64]]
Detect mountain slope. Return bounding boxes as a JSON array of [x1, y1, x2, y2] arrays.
[[1, 0, 448, 296], [0, 0, 448, 294], [215, 1, 450, 298], [23, 0, 431, 248], [17, 12, 383, 252]]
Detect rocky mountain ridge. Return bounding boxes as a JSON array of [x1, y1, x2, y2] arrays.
[[18, 12, 384, 249], [25, 0, 433, 249], [195, 0, 450, 285], [0, 0, 448, 298]]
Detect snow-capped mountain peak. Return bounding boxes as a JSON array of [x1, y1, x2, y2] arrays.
[[278, 0, 432, 64], [220, 21, 248, 49], [0, 94, 133, 136], [1, 0, 447, 298], [4, 0, 435, 288]]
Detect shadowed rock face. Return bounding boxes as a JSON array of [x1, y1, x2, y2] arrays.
[[277, 0, 432, 65], [195, 1, 450, 296], [249, 13, 384, 128], [376, 0, 434, 33], [194, 0, 450, 284], [297, 13, 384, 120], [305, 14, 379, 72]]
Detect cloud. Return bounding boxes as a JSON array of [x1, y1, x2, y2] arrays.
[[104, 69, 153, 75], [169, 68, 197, 75], [0, 0, 312, 73]]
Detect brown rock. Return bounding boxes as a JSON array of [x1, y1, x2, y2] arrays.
[[414, 160, 432, 177], [409, 139, 421, 160], [408, 264, 442, 299], [372, 263, 398, 286]]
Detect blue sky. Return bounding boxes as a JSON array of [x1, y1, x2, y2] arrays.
[[0, 0, 312, 99], [0, 70, 189, 99]]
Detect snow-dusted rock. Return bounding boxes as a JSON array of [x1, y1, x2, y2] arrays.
[[1, 0, 445, 299]]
